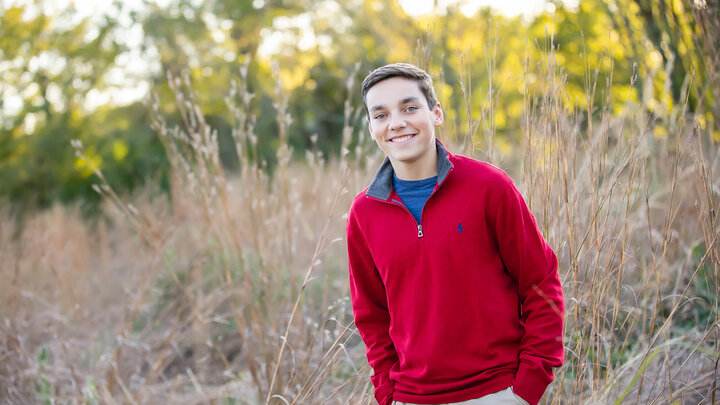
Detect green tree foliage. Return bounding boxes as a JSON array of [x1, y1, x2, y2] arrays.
[[140, 0, 418, 164], [0, 2, 164, 210], [0, 3, 116, 207], [608, 0, 719, 132], [1, 0, 718, 209]]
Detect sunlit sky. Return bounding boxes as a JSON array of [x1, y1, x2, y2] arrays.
[[4, 0, 578, 117]]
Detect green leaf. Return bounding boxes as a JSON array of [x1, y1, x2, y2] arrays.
[[37, 346, 48, 367]]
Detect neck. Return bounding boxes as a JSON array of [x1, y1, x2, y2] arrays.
[[391, 145, 438, 181]]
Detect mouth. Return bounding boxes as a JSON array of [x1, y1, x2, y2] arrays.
[[388, 134, 416, 143]]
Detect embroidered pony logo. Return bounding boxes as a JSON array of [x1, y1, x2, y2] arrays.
[[457, 222, 463, 234]]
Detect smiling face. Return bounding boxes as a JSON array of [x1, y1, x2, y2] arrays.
[[365, 77, 444, 180]]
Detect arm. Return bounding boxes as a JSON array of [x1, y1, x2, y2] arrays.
[[494, 180, 565, 405], [347, 207, 398, 405]]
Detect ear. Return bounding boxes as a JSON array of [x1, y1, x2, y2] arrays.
[[432, 103, 444, 127]]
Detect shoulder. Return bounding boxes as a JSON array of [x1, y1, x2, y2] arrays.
[[449, 153, 515, 190], [350, 187, 371, 207], [347, 188, 372, 222]]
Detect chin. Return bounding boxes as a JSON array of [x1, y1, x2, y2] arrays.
[[392, 152, 423, 163]]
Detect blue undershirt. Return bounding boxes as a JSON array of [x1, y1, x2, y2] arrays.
[[392, 173, 437, 224]]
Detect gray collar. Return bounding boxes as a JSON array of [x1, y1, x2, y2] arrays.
[[366, 139, 453, 200]]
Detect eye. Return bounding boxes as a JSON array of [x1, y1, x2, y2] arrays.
[[405, 106, 418, 112], [373, 113, 387, 120]]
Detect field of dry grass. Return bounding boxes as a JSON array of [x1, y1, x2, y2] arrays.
[[2, 48, 719, 404]]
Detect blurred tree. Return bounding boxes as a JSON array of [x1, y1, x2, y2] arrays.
[[140, 0, 422, 162], [2, 0, 717, 210], [0, 2, 125, 208], [0, 1, 171, 212], [596, 0, 720, 133], [139, 0, 315, 166]]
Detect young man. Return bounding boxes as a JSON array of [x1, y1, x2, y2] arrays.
[[346, 63, 564, 405]]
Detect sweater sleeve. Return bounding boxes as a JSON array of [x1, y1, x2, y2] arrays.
[[346, 205, 397, 405], [494, 180, 565, 405]]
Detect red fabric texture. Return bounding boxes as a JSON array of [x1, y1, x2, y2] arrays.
[[347, 148, 564, 405]]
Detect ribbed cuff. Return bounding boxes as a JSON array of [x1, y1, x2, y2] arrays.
[[512, 368, 551, 405], [374, 382, 394, 405]]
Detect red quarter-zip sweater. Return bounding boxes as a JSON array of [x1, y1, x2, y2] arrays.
[[347, 141, 564, 405]]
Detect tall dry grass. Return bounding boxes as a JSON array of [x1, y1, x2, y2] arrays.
[[2, 31, 720, 405], [517, 41, 719, 404]]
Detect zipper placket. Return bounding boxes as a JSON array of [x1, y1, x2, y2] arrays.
[[385, 199, 423, 237], [415, 165, 454, 238], [372, 165, 454, 239]]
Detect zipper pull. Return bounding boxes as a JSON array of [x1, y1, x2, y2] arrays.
[[417, 224, 424, 238]]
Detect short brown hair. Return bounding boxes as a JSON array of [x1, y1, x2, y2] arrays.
[[361, 63, 438, 117]]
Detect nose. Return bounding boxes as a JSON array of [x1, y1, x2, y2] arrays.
[[388, 115, 407, 131]]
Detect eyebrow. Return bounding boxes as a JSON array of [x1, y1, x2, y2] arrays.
[[369, 97, 422, 113], [400, 96, 421, 105]]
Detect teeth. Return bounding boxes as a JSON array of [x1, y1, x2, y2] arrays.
[[391, 135, 414, 142]]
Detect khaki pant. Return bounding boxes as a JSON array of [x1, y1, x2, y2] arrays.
[[393, 387, 530, 405]]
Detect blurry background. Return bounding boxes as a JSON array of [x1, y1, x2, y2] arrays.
[[2, 0, 716, 211], [1, 0, 719, 404]]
